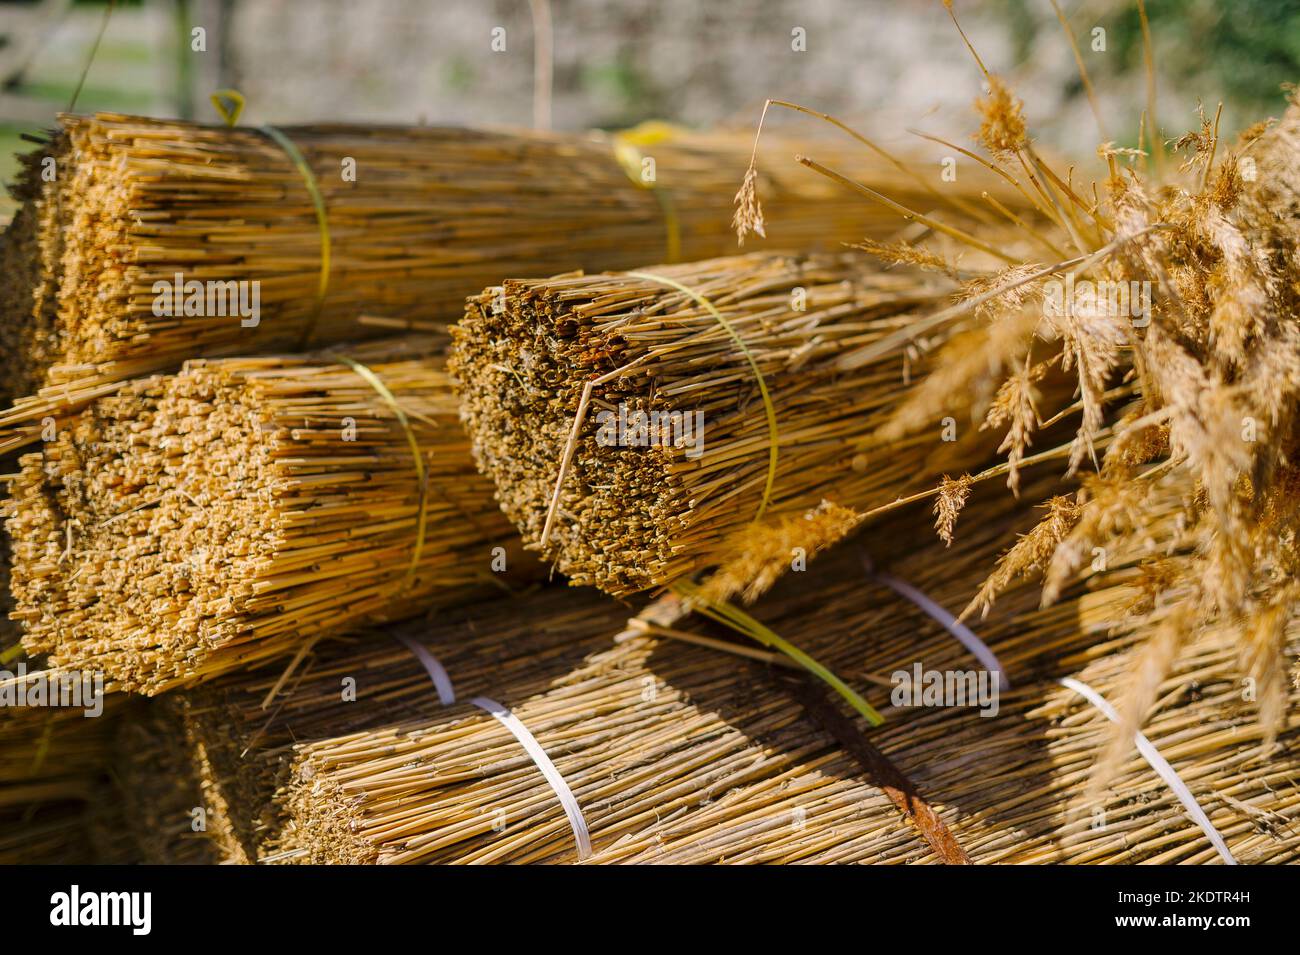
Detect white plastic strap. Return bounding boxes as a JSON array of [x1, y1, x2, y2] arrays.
[[861, 549, 1010, 690], [856, 553, 1235, 865], [1059, 676, 1237, 866], [393, 635, 592, 860], [394, 633, 456, 705], [469, 695, 593, 860]]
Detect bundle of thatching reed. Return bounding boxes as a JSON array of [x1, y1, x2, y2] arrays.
[[176, 589, 633, 864], [176, 475, 1297, 865], [589, 620, 1300, 865], [450, 252, 995, 595], [0, 112, 1013, 454], [279, 521, 1300, 865], [86, 703, 220, 865], [4, 335, 533, 694], [0, 697, 122, 863]]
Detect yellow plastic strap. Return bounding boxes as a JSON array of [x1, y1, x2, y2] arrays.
[[332, 356, 428, 595], [209, 89, 245, 126], [627, 270, 779, 521], [261, 124, 332, 349], [613, 122, 683, 264]]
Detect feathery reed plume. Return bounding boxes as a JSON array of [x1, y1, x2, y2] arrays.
[[4, 336, 532, 694], [755, 2, 1300, 765]]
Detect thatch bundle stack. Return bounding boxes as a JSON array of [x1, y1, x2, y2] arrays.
[[174, 483, 1299, 864], [2, 6, 1297, 867], [0, 113, 1002, 453], [0, 695, 122, 864], [86, 703, 220, 865], [4, 336, 530, 694], [451, 253, 986, 594]]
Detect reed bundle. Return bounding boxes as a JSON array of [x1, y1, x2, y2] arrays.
[[0, 112, 1006, 454], [0, 699, 122, 863], [450, 252, 987, 595], [590, 619, 1300, 865], [175, 478, 1296, 864], [86, 703, 219, 865], [176, 590, 633, 864], [4, 336, 530, 694]]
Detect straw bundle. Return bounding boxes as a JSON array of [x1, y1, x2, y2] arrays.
[[86, 703, 220, 865], [284, 554, 1300, 864], [450, 252, 988, 595], [0, 698, 122, 864], [4, 336, 532, 694], [0, 112, 1006, 452], [590, 622, 1300, 865], [183, 478, 1299, 865], [170, 470, 1289, 867], [177, 591, 632, 864]]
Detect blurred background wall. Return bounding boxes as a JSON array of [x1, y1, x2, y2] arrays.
[[2, 0, 1298, 217]]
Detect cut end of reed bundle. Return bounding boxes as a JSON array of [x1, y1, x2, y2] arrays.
[[451, 252, 976, 595], [5, 335, 526, 694]]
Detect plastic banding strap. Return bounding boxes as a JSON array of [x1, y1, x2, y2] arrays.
[[261, 124, 332, 349], [331, 355, 428, 595], [394, 633, 455, 706], [626, 269, 779, 522], [393, 636, 593, 860], [860, 549, 1010, 691], [1059, 676, 1237, 866], [860, 554, 1237, 865], [612, 122, 682, 264]]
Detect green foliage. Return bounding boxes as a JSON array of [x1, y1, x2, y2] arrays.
[[1106, 0, 1300, 118]]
